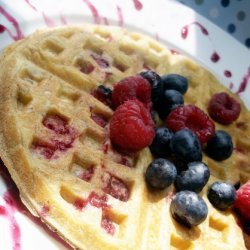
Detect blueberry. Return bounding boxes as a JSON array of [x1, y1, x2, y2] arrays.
[[97, 85, 112, 96], [161, 74, 188, 94], [167, 155, 187, 174], [140, 70, 163, 106], [170, 129, 202, 164], [145, 158, 177, 189], [170, 191, 208, 227], [175, 162, 210, 193], [206, 130, 233, 161], [156, 89, 184, 120], [150, 127, 173, 157], [207, 182, 236, 210]]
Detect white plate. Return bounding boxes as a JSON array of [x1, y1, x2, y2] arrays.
[[0, 0, 250, 249]]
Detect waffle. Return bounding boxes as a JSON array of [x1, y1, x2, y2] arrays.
[[0, 25, 249, 250]]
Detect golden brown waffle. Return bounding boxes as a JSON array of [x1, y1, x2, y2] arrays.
[[0, 25, 249, 250]]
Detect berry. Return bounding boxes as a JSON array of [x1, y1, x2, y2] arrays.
[[234, 182, 241, 190], [161, 74, 188, 94], [170, 129, 202, 164], [156, 89, 184, 120], [234, 181, 250, 221], [208, 92, 241, 125], [33, 114, 78, 159], [208, 182, 236, 210], [112, 75, 152, 109], [166, 105, 215, 144], [140, 70, 163, 106], [92, 85, 113, 108], [145, 158, 177, 189], [101, 216, 115, 235], [170, 191, 208, 227], [102, 172, 129, 202], [149, 127, 173, 157], [206, 130, 233, 161], [91, 53, 110, 68], [175, 162, 210, 193], [43, 114, 68, 135], [110, 100, 155, 151]]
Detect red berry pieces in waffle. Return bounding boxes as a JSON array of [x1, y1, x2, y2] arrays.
[[101, 214, 116, 235], [43, 114, 69, 134], [208, 92, 241, 125], [32, 114, 78, 159], [91, 113, 108, 128], [32, 141, 57, 159], [235, 181, 250, 221], [166, 105, 215, 144], [79, 61, 95, 74], [91, 53, 110, 68], [112, 76, 152, 110], [79, 166, 95, 182], [74, 192, 110, 210], [102, 172, 129, 202], [110, 100, 155, 151]]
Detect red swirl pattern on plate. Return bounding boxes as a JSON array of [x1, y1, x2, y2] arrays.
[[132, 0, 143, 11], [24, 0, 37, 12], [0, 1, 250, 249], [0, 163, 73, 250], [1, 191, 21, 250], [83, 0, 101, 24], [236, 67, 250, 95], [116, 5, 124, 27], [181, 21, 220, 63], [0, 6, 24, 40]]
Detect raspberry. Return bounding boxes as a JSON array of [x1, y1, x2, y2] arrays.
[[235, 181, 250, 221], [208, 92, 241, 125], [110, 100, 155, 151], [112, 76, 152, 110], [166, 105, 215, 144]]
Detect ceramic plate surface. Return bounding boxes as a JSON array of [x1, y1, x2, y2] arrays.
[[0, 0, 250, 249]]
